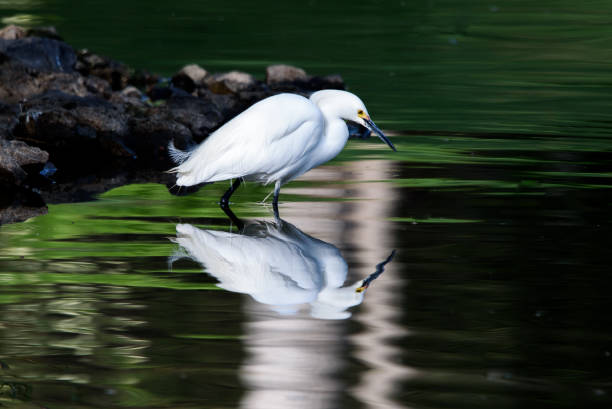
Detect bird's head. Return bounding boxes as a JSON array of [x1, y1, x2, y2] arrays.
[[310, 90, 396, 151]]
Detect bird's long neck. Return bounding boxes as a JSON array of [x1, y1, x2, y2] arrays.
[[312, 114, 349, 169]]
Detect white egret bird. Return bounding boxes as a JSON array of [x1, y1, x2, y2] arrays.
[[168, 90, 396, 215], [169, 219, 394, 319]]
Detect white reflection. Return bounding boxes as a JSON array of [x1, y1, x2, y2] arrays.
[[171, 219, 389, 320]]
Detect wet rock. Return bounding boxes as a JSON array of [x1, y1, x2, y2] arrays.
[[37, 71, 93, 97], [196, 88, 244, 118], [0, 139, 49, 186], [82, 75, 112, 97], [75, 49, 131, 90], [13, 91, 132, 174], [307, 74, 345, 90], [206, 71, 258, 94], [148, 84, 192, 101], [129, 69, 159, 89], [0, 201, 48, 225], [0, 170, 47, 225], [266, 64, 309, 85], [120, 86, 143, 99], [180, 64, 208, 86], [171, 74, 195, 94], [172, 64, 208, 93], [0, 59, 96, 103], [124, 95, 224, 169], [166, 95, 225, 141], [108, 90, 147, 115], [25, 26, 62, 40], [0, 102, 19, 138], [0, 37, 76, 72], [127, 113, 193, 170], [264, 63, 344, 93], [108, 86, 146, 110], [0, 25, 26, 40]]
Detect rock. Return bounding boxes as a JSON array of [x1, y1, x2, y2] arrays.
[[0, 102, 20, 138], [171, 74, 195, 94], [165, 96, 225, 141], [129, 69, 159, 89], [0, 202, 48, 225], [179, 64, 208, 85], [172, 64, 208, 93], [266, 67, 345, 93], [120, 85, 143, 99], [13, 91, 132, 175], [264, 63, 344, 92], [123, 94, 226, 169], [266, 64, 309, 85], [0, 37, 76, 72], [148, 84, 192, 101], [206, 71, 258, 94], [0, 25, 26, 40], [0, 139, 49, 186], [75, 49, 131, 90], [25, 26, 62, 40], [109, 85, 146, 111], [0, 61, 93, 103], [0, 149, 27, 183], [196, 88, 244, 118], [0, 36, 111, 102], [83, 75, 112, 97], [307, 74, 345, 90], [121, 93, 232, 169], [126, 113, 194, 170], [0, 61, 39, 102]]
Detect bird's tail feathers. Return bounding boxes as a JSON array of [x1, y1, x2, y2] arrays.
[[168, 139, 195, 165]]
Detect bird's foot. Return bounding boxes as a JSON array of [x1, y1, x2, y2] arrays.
[[220, 203, 244, 230]]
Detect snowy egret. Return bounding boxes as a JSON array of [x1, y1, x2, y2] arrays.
[[168, 90, 395, 216], [169, 219, 394, 319]]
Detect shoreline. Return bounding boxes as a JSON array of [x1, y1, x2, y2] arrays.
[[0, 25, 346, 224]]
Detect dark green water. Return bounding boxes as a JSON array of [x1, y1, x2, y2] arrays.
[[2, 1, 612, 408]]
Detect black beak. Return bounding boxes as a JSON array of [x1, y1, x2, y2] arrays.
[[364, 118, 396, 152], [356, 250, 396, 293]]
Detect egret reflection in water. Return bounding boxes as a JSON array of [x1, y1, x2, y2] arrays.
[[169, 219, 394, 319]]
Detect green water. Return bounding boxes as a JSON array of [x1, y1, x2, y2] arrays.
[[4, 0, 612, 135], [2, 1, 612, 408]]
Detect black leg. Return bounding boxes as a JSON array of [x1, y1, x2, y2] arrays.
[[220, 178, 242, 209], [220, 178, 244, 230], [272, 183, 281, 221], [221, 205, 244, 230]]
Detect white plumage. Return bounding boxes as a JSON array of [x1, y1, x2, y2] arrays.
[[168, 90, 395, 215], [170, 220, 387, 319]]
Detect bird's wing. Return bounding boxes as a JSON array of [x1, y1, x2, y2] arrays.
[[174, 94, 325, 186], [174, 223, 319, 305]]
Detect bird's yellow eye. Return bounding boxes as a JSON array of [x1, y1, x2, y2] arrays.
[[357, 109, 364, 116]]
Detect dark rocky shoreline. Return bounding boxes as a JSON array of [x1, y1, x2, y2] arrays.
[[0, 25, 346, 224]]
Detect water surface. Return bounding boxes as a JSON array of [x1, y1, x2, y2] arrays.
[[2, 1, 612, 408], [2, 135, 612, 408]]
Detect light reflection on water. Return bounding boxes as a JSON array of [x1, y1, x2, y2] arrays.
[[170, 219, 390, 320], [1, 134, 612, 408], [167, 159, 407, 408], [1, 0, 612, 406], [0, 154, 416, 408]]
